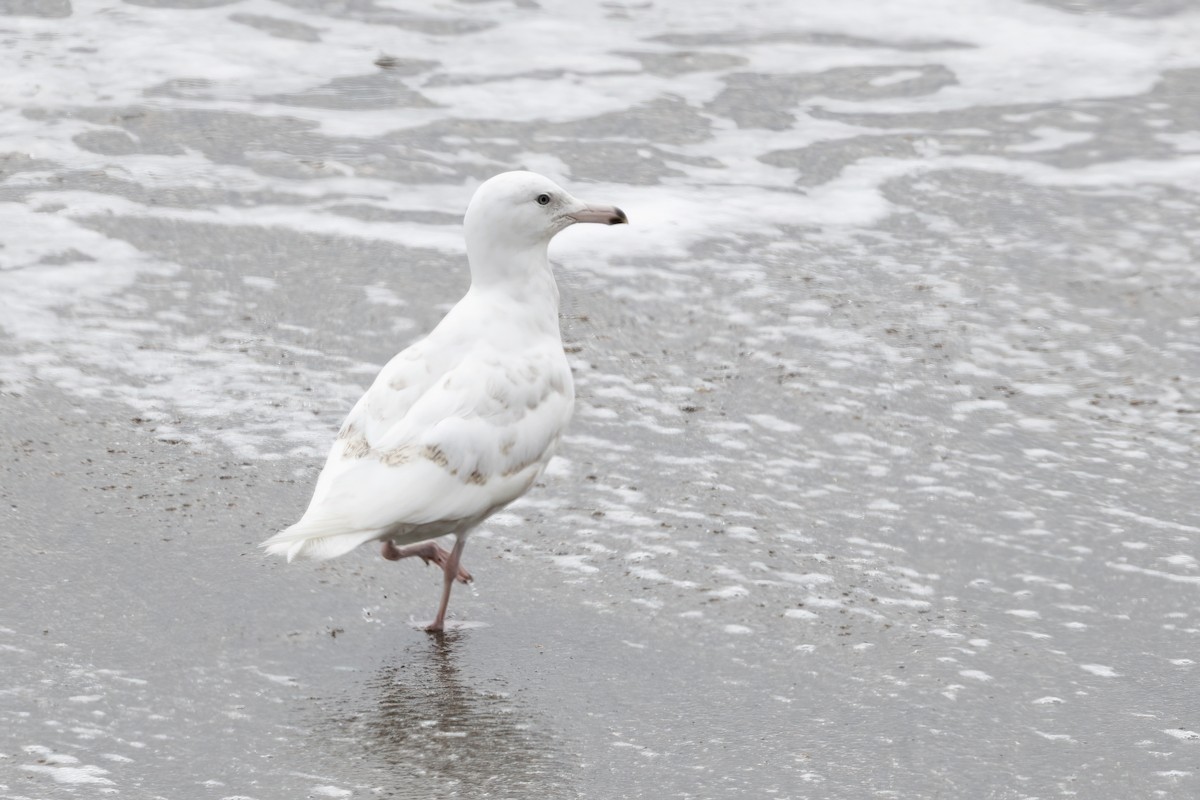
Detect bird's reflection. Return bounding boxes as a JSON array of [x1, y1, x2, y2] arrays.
[[324, 632, 573, 796]]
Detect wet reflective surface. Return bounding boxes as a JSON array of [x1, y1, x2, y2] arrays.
[[2, 1, 1199, 797], [316, 634, 572, 796]]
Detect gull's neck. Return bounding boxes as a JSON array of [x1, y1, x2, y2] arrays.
[[463, 239, 562, 334], [467, 238, 556, 294]]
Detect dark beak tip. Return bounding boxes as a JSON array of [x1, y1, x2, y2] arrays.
[[609, 207, 628, 225]]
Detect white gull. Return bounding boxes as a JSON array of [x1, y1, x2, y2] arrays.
[[262, 171, 627, 632]]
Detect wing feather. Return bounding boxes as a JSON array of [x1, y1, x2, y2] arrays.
[[264, 341, 573, 559]]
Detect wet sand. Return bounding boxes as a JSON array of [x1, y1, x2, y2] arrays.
[[3, 1, 1199, 797]]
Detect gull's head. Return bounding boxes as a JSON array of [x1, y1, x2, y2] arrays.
[[464, 171, 627, 267]]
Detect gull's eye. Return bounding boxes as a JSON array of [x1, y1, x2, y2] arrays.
[[536, 193, 551, 206]]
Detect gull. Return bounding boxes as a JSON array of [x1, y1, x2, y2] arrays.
[[262, 171, 627, 632]]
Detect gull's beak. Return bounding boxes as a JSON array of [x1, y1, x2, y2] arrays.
[[566, 203, 628, 226]]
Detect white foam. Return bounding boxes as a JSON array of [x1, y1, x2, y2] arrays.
[[784, 608, 819, 620], [1080, 664, 1120, 678], [20, 748, 114, 786], [1107, 563, 1200, 586], [746, 414, 803, 433], [245, 667, 298, 686], [955, 671, 993, 686], [551, 554, 599, 574], [1164, 729, 1199, 741], [1007, 127, 1093, 154], [101, 754, 134, 763], [1006, 609, 1041, 619]]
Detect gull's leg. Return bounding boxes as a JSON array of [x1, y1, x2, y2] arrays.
[[426, 535, 468, 633], [381, 540, 472, 583]]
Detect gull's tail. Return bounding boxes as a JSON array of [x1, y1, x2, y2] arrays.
[[261, 516, 380, 563]]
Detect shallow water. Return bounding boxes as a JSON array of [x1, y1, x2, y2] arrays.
[[2, 0, 1199, 797]]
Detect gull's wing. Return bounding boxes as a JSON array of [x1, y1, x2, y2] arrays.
[[303, 341, 439, 511], [263, 344, 573, 560]]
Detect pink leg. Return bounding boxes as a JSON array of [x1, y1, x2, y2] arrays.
[[425, 536, 467, 633], [380, 540, 472, 583]]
